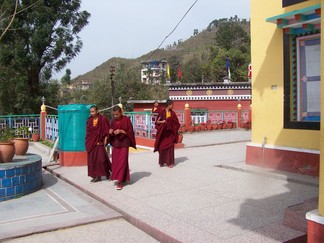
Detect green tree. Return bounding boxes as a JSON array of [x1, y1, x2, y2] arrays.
[[215, 21, 250, 50], [167, 55, 180, 83], [0, 0, 90, 114], [61, 69, 72, 85], [182, 56, 203, 83]]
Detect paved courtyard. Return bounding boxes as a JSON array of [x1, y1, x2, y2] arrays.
[[0, 130, 319, 242]]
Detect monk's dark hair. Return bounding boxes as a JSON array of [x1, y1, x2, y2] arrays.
[[113, 105, 122, 112], [166, 99, 173, 106], [154, 100, 159, 104], [90, 105, 98, 111]]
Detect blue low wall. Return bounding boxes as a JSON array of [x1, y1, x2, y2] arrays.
[[0, 154, 43, 202]]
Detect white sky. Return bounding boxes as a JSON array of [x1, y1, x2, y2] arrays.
[[53, 0, 250, 80]]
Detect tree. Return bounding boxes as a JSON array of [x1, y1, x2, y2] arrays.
[[0, 0, 18, 40], [215, 21, 250, 50], [167, 55, 181, 83], [61, 69, 72, 85], [0, 0, 90, 114]]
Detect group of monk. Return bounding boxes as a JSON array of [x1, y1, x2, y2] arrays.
[[85, 99, 180, 190]]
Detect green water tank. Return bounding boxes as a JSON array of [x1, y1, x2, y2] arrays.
[[58, 104, 92, 151]]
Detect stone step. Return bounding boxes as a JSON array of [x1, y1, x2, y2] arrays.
[[283, 197, 318, 232]]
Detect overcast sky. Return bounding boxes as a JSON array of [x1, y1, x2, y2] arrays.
[[53, 0, 250, 80]]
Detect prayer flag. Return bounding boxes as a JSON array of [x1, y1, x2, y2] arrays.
[[226, 59, 231, 80], [177, 66, 182, 79]]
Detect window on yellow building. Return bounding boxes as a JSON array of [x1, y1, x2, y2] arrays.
[[284, 31, 320, 130], [282, 0, 308, 7]]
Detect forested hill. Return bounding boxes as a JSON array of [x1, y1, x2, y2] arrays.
[[72, 16, 250, 86]]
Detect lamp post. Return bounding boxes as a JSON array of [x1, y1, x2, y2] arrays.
[[40, 96, 47, 140], [237, 99, 242, 128], [117, 97, 123, 112], [110, 65, 116, 106], [41, 96, 46, 112]]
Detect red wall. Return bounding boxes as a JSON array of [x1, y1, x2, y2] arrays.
[[173, 100, 251, 112]]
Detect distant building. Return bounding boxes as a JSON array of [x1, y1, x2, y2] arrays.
[[141, 60, 168, 85], [130, 82, 251, 125]]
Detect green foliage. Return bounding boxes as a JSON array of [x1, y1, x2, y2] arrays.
[[0, 127, 15, 143], [15, 126, 30, 137], [61, 69, 72, 85], [40, 139, 54, 148], [0, 0, 90, 114], [215, 21, 250, 51]]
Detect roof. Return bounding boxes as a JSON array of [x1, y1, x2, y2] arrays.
[[127, 100, 167, 104], [266, 4, 321, 34]]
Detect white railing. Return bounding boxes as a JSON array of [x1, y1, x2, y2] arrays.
[[45, 115, 58, 141]]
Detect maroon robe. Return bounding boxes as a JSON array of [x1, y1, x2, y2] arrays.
[[152, 106, 164, 130], [85, 113, 111, 178], [152, 106, 163, 115], [154, 109, 180, 166], [110, 115, 136, 182]]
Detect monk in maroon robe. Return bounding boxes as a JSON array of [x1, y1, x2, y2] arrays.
[[85, 105, 111, 182], [109, 105, 136, 190], [152, 101, 163, 115], [154, 99, 180, 168]]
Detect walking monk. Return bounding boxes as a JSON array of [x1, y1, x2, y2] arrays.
[[109, 105, 136, 190], [152, 101, 163, 115], [85, 105, 111, 183], [154, 99, 180, 168]]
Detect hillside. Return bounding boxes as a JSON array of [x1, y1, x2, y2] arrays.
[[72, 17, 250, 86]]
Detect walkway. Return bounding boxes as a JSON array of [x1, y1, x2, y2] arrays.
[[1, 130, 319, 242]]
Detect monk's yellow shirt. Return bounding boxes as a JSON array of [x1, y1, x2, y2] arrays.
[[93, 118, 98, 127]]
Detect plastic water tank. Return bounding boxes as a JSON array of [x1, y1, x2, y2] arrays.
[[58, 104, 91, 151]]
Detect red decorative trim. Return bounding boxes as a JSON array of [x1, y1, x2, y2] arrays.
[[315, 8, 321, 16], [302, 24, 314, 30], [277, 18, 288, 25], [295, 14, 305, 21]]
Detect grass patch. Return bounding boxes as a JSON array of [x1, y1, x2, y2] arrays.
[[40, 139, 54, 148]]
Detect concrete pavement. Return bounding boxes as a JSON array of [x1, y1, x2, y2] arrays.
[[1, 129, 319, 242]]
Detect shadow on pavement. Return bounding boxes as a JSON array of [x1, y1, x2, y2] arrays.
[[175, 156, 189, 165], [42, 171, 59, 189], [130, 171, 151, 184], [227, 180, 318, 241]]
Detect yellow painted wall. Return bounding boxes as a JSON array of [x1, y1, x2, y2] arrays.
[[250, 0, 321, 150], [319, 8, 324, 216]]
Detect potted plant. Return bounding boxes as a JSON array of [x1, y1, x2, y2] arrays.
[[226, 120, 233, 129], [13, 126, 30, 155], [181, 125, 187, 133], [188, 123, 195, 133], [217, 120, 224, 130], [0, 127, 15, 163], [200, 122, 206, 131], [206, 120, 212, 131], [31, 127, 40, 142], [194, 123, 200, 132]]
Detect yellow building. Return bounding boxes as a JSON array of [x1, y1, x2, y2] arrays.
[[248, 0, 323, 241]]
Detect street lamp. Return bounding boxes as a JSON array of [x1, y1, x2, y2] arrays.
[[41, 96, 46, 112], [110, 65, 116, 106]]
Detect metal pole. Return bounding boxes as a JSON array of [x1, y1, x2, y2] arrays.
[[110, 65, 115, 107]]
